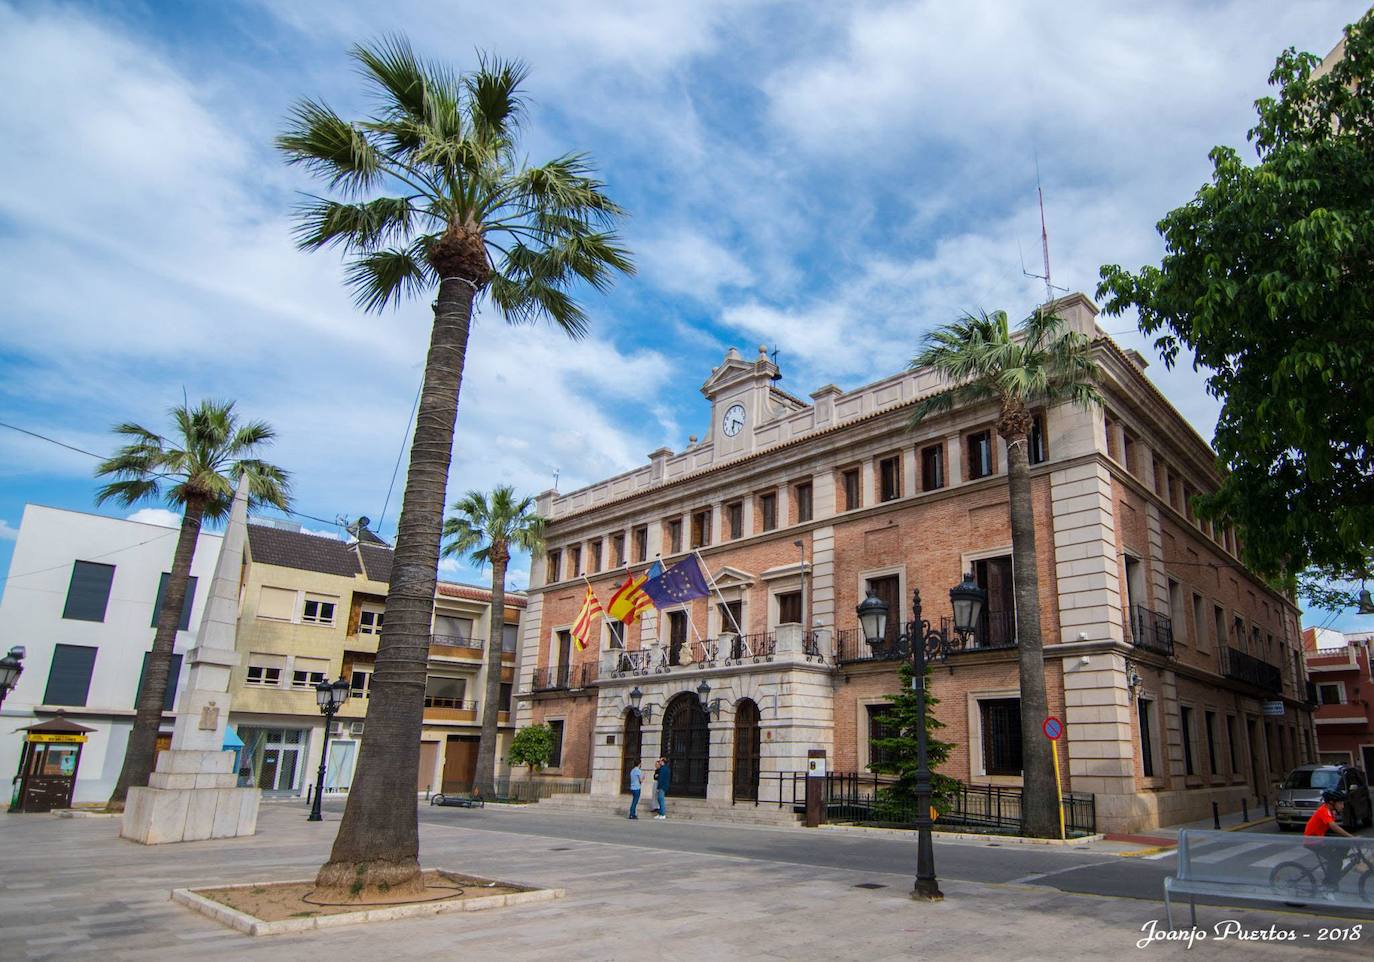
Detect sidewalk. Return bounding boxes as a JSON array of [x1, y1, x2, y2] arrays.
[[5, 805, 1365, 960]]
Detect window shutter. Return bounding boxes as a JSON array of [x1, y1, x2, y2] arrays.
[[43, 644, 98, 706], [137, 651, 184, 712], [151, 573, 199, 630], [62, 561, 116, 622], [257, 586, 296, 621]]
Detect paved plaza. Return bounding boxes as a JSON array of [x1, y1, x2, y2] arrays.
[[3, 802, 1369, 961]]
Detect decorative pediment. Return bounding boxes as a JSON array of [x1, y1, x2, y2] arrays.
[[711, 565, 755, 589], [760, 562, 806, 581], [699, 346, 779, 399]]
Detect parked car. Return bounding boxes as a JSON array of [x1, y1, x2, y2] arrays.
[[1275, 763, 1372, 832]]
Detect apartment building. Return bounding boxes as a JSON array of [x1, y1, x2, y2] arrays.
[[236, 522, 524, 797], [0, 506, 223, 804], [1303, 627, 1374, 774], [515, 293, 1315, 833]]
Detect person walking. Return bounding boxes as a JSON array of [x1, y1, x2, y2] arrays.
[[650, 758, 663, 814], [627, 761, 643, 820], [654, 756, 671, 820]]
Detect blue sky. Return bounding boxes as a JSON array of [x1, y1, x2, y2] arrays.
[[0, 0, 1368, 631]]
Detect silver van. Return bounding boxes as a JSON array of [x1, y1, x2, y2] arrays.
[[1275, 763, 1372, 832]]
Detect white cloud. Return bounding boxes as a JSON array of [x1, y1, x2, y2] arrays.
[[0, 520, 17, 541], [638, 229, 754, 301], [127, 508, 182, 528]]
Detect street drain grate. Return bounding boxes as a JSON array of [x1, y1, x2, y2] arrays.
[[853, 883, 887, 890], [549, 847, 573, 851]]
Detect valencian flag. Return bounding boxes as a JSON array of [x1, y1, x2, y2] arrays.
[[571, 585, 603, 650], [607, 568, 655, 625], [641, 555, 711, 609]]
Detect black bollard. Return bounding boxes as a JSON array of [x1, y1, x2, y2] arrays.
[[1242, 798, 1249, 822], [1212, 801, 1221, 830], [1263, 795, 1269, 818]]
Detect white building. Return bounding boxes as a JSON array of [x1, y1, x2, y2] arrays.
[[0, 506, 222, 805]]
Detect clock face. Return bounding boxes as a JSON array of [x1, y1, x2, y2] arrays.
[[722, 403, 746, 437]]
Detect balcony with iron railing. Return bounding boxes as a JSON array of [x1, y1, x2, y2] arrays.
[[1221, 645, 1282, 693], [1129, 606, 1174, 657], [835, 611, 1018, 664], [530, 663, 598, 692], [602, 624, 830, 679], [422, 696, 478, 722]]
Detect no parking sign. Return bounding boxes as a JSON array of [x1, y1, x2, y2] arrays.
[[1042, 716, 1063, 740]]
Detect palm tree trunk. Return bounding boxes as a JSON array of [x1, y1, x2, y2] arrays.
[[473, 554, 507, 796], [1005, 435, 1058, 838], [317, 275, 475, 895], [106, 497, 206, 810]]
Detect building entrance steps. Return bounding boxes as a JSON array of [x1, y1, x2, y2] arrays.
[[532, 792, 805, 827]]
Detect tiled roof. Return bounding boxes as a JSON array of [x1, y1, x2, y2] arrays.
[[246, 525, 361, 577], [356, 543, 394, 583], [437, 581, 528, 607]]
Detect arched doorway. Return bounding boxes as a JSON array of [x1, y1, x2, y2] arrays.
[[733, 699, 761, 802], [620, 708, 643, 794], [661, 692, 710, 797]]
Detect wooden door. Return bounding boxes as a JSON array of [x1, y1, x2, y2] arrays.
[[417, 741, 439, 793], [669, 611, 687, 666], [733, 700, 761, 802], [443, 736, 480, 792], [620, 710, 643, 794], [661, 693, 709, 797], [867, 575, 900, 647]]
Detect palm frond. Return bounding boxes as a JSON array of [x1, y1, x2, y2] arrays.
[[466, 54, 529, 144], [276, 100, 383, 196], [344, 238, 436, 313], [292, 196, 419, 253]]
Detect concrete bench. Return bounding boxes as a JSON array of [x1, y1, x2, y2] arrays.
[[1164, 829, 1374, 927]]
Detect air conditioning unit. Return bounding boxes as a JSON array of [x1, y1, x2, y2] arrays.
[[328, 721, 345, 736], [350, 722, 365, 736]]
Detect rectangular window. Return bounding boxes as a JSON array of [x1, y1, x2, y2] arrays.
[[879, 455, 901, 502], [842, 468, 861, 511], [668, 612, 687, 667], [980, 698, 1023, 775], [865, 574, 901, 646], [920, 444, 944, 491], [690, 510, 711, 548], [1317, 683, 1343, 705], [1214, 606, 1226, 652], [1168, 579, 1186, 646], [718, 600, 743, 636], [1192, 594, 1206, 650], [1205, 711, 1218, 776], [557, 629, 572, 669], [1139, 699, 1155, 778], [358, 608, 384, 635], [1029, 414, 1048, 466], [570, 546, 583, 577], [632, 526, 648, 564], [776, 590, 802, 625], [499, 682, 513, 712], [589, 540, 602, 573], [967, 431, 993, 480], [666, 520, 682, 554], [972, 556, 1015, 647], [727, 501, 744, 540], [151, 573, 199, 630], [868, 705, 898, 768], [608, 620, 626, 649], [1152, 458, 1165, 496], [502, 622, 519, 652], [611, 533, 625, 568], [760, 493, 777, 532], [1120, 431, 1134, 474], [1181, 706, 1195, 776], [43, 643, 98, 706], [291, 656, 329, 690], [136, 652, 184, 712], [62, 560, 116, 622], [349, 670, 372, 699], [547, 719, 565, 767], [257, 586, 296, 621], [546, 549, 562, 583], [435, 615, 474, 643], [246, 653, 286, 688], [1226, 715, 1239, 773], [301, 594, 337, 626], [794, 482, 812, 523]]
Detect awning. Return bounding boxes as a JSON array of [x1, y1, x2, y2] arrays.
[[222, 725, 244, 750]]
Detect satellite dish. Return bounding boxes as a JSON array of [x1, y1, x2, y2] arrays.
[[357, 516, 371, 529]]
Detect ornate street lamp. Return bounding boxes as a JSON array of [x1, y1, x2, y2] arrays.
[[0, 646, 25, 710], [308, 676, 351, 822], [856, 574, 985, 901], [695, 679, 722, 720]]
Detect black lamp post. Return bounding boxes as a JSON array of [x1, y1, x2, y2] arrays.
[[0, 646, 25, 710], [695, 679, 722, 720], [856, 573, 985, 901], [308, 676, 351, 822]]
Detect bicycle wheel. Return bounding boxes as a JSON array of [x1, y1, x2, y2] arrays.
[[1270, 861, 1320, 900]]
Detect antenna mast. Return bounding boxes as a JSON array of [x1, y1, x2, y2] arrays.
[[1023, 155, 1069, 306]]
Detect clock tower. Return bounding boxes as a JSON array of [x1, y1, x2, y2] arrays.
[[700, 345, 782, 460]]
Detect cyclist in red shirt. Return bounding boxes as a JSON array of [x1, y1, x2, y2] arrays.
[[1305, 790, 1354, 893]]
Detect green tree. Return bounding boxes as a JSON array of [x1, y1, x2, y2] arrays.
[[910, 309, 1100, 838], [1098, 11, 1374, 581], [96, 399, 290, 810], [508, 724, 555, 773], [868, 662, 959, 813], [441, 486, 545, 795], [279, 37, 632, 895]]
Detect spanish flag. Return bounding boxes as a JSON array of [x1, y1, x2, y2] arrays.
[[607, 570, 654, 625], [571, 585, 603, 651]]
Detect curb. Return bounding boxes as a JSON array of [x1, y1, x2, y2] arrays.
[[817, 824, 1104, 846], [1114, 816, 1277, 857]]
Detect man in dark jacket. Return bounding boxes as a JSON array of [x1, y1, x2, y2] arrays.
[[654, 757, 671, 819]]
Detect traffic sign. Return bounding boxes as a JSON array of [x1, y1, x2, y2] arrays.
[[1042, 716, 1063, 740]]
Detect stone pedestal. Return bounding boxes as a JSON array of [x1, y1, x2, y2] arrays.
[[122, 750, 259, 844]]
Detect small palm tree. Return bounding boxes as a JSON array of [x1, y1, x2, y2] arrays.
[[442, 486, 545, 795], [279, 37, 632, 894], [910, 308, 1100, 838], [97, 399, 290, 810]]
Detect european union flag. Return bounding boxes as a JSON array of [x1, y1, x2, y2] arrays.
[[641, 555, 710, 608]]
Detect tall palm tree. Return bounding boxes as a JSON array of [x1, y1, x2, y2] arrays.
[[97, 399, 290, 810], [909, 309, 1100, 838], [442, 486, 545, 796], [279, 38, 632, 894]]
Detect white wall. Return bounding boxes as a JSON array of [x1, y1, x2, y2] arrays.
[[0, 505, 223, 804]]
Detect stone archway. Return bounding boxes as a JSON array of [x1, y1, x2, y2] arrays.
[[661, 692, 710, 798], [620, 708, 642, 794], [733, 698, 761, 802]]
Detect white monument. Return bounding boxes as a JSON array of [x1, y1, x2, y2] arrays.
[[121, 476, 260, 844]]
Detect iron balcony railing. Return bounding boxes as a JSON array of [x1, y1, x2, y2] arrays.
[[423, 696, 477, 711], [431, 632, 483, 649], [835, 613, 1018, 664], [1129, 605, 1175, 656], [530, 663, 597, 691], [1222, 645, 1282, 693]]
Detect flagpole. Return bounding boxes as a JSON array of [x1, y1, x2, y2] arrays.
[[692, 548, 745, 638]]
